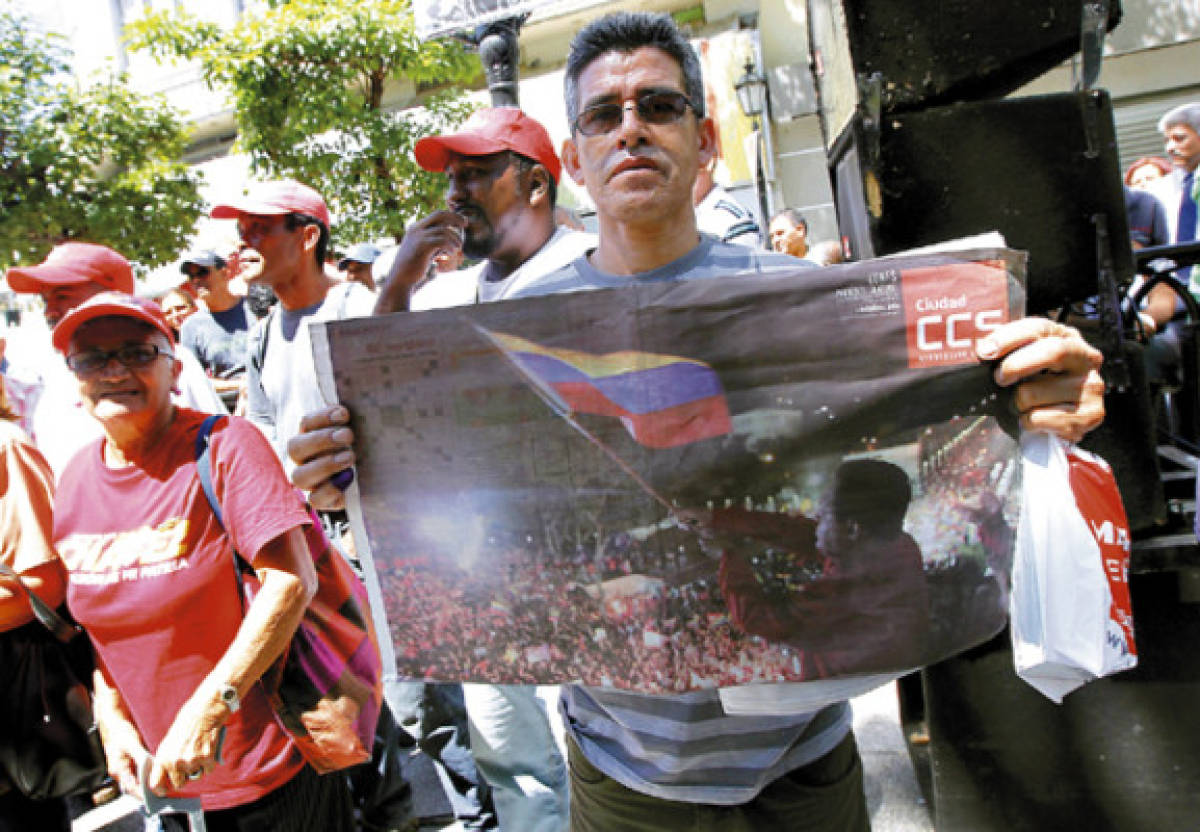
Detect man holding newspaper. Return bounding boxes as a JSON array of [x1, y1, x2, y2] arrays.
[[290, 11, 1104, 831]]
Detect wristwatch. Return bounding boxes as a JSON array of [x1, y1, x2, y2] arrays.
[[218, 684, 241, 714]]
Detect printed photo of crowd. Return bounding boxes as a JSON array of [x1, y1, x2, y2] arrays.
[[379, 414, 1017, 692]]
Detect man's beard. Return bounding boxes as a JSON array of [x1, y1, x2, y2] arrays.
[[458, 206, 495, 259]]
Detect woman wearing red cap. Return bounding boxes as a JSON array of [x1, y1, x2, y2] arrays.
[[48, 292, 356, 830]]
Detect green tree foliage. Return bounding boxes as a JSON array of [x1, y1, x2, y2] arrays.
[[0, 10, 204, 270], [127, 0, 478, 246]]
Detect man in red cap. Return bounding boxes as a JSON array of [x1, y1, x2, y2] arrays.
[[376, 107, 593, 311], [4, 242, 225, 473], [209, 180, 375, 468], [328, 109, 589, 831], [209, 181, 423, 831]]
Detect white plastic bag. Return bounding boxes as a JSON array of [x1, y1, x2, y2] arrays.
[[1010, 432, 1138, 702]]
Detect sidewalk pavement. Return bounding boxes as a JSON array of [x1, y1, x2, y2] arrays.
[[853, 680, 934, 831]]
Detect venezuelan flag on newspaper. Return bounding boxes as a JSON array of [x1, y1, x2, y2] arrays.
[[484, 330, 732, 449]]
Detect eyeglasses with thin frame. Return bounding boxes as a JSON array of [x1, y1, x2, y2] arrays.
[[573, 91, 698, 137], [66, 344, 173, 377]]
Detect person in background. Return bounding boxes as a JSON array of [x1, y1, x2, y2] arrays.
[[4, 243, 226, 475], [178, 250, 254, 412], [0, 377, 72, 831], [1122, 185, 1175, 338], [1124, 155, 1172, 191], [554, 205, 587, 232], [338, 244, 383, 292], [769, 208, 810, 259], [692, 156, 762, 248], [211, 180, 376, 469], [50, 292, 353, 830], [1148, 104, 1200, 286], [1140, 103, 1200, 384], [159, 288, 197, 343], [379, 106, 594, 312]]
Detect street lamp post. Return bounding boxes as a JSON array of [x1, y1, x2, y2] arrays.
[[734, 58, 771, 231], [473, 16, 528, 108]]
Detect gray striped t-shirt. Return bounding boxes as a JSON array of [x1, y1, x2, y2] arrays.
[[510, 233, 803, 299], [511, 237, 850, 804]]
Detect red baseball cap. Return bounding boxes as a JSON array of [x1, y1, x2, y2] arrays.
[[415, 108, 562, 183], [6, 243, 135, 296], [52, 292, 175, 355], [210, 179, 331, 229]]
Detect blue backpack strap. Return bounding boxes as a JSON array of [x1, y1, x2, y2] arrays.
[[193, 414, 254, 604], [194, 413, 226, 530]]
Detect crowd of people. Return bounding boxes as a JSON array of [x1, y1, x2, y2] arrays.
[[381, 531, 816, 693], [0, 8, 1124, 832]]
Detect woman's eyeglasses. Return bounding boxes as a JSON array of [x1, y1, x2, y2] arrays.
[[573, 91, 697, 137], [66, 344, 173, 376], [185, 267, 211, 280]]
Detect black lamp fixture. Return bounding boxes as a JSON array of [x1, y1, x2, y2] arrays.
[[734, 58, 767, 123], [734, 55, 771, 239]]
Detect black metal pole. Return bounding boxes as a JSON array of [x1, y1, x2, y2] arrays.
[[753, 120, 770, 234], [475, 17, 525, 108]]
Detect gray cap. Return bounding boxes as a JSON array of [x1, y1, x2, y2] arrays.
[[179, 249, 226, 273], [338, 243, 382, 270]]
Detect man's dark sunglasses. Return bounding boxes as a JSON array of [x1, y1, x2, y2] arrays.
[[573, 91, 698, 137], [185, 267, 211, 280], [66, 344, 173, 376]]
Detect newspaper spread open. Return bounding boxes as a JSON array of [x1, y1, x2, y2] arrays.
[[313, 247, 1026, 696]]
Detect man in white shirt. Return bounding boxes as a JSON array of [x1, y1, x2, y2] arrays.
[[692, 156, 762, 248], [370, 106, 588, 832], [377, 107, 594, 314]]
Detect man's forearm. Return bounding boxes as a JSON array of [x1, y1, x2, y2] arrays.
[[374, 274, 412, 315]]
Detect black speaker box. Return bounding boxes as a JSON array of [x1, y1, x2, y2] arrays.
[[828, 90, 1133, 314], [807, 0, 1122, 116]]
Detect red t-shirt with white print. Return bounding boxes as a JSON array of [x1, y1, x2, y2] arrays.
[[54, 408, 310, 810]]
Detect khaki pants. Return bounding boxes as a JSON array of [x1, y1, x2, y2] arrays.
[[567, 732, 870, 832]]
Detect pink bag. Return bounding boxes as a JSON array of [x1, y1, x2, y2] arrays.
[[1010, 432, 1137, 702]]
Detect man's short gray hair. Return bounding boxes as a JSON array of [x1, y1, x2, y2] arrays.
[[1158, 102, 1200, 136], [564, 11, 705, 132]]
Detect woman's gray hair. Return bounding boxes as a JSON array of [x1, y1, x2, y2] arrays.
[[1158, 102, 1200, 136], [564, 11, 705, 131]]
